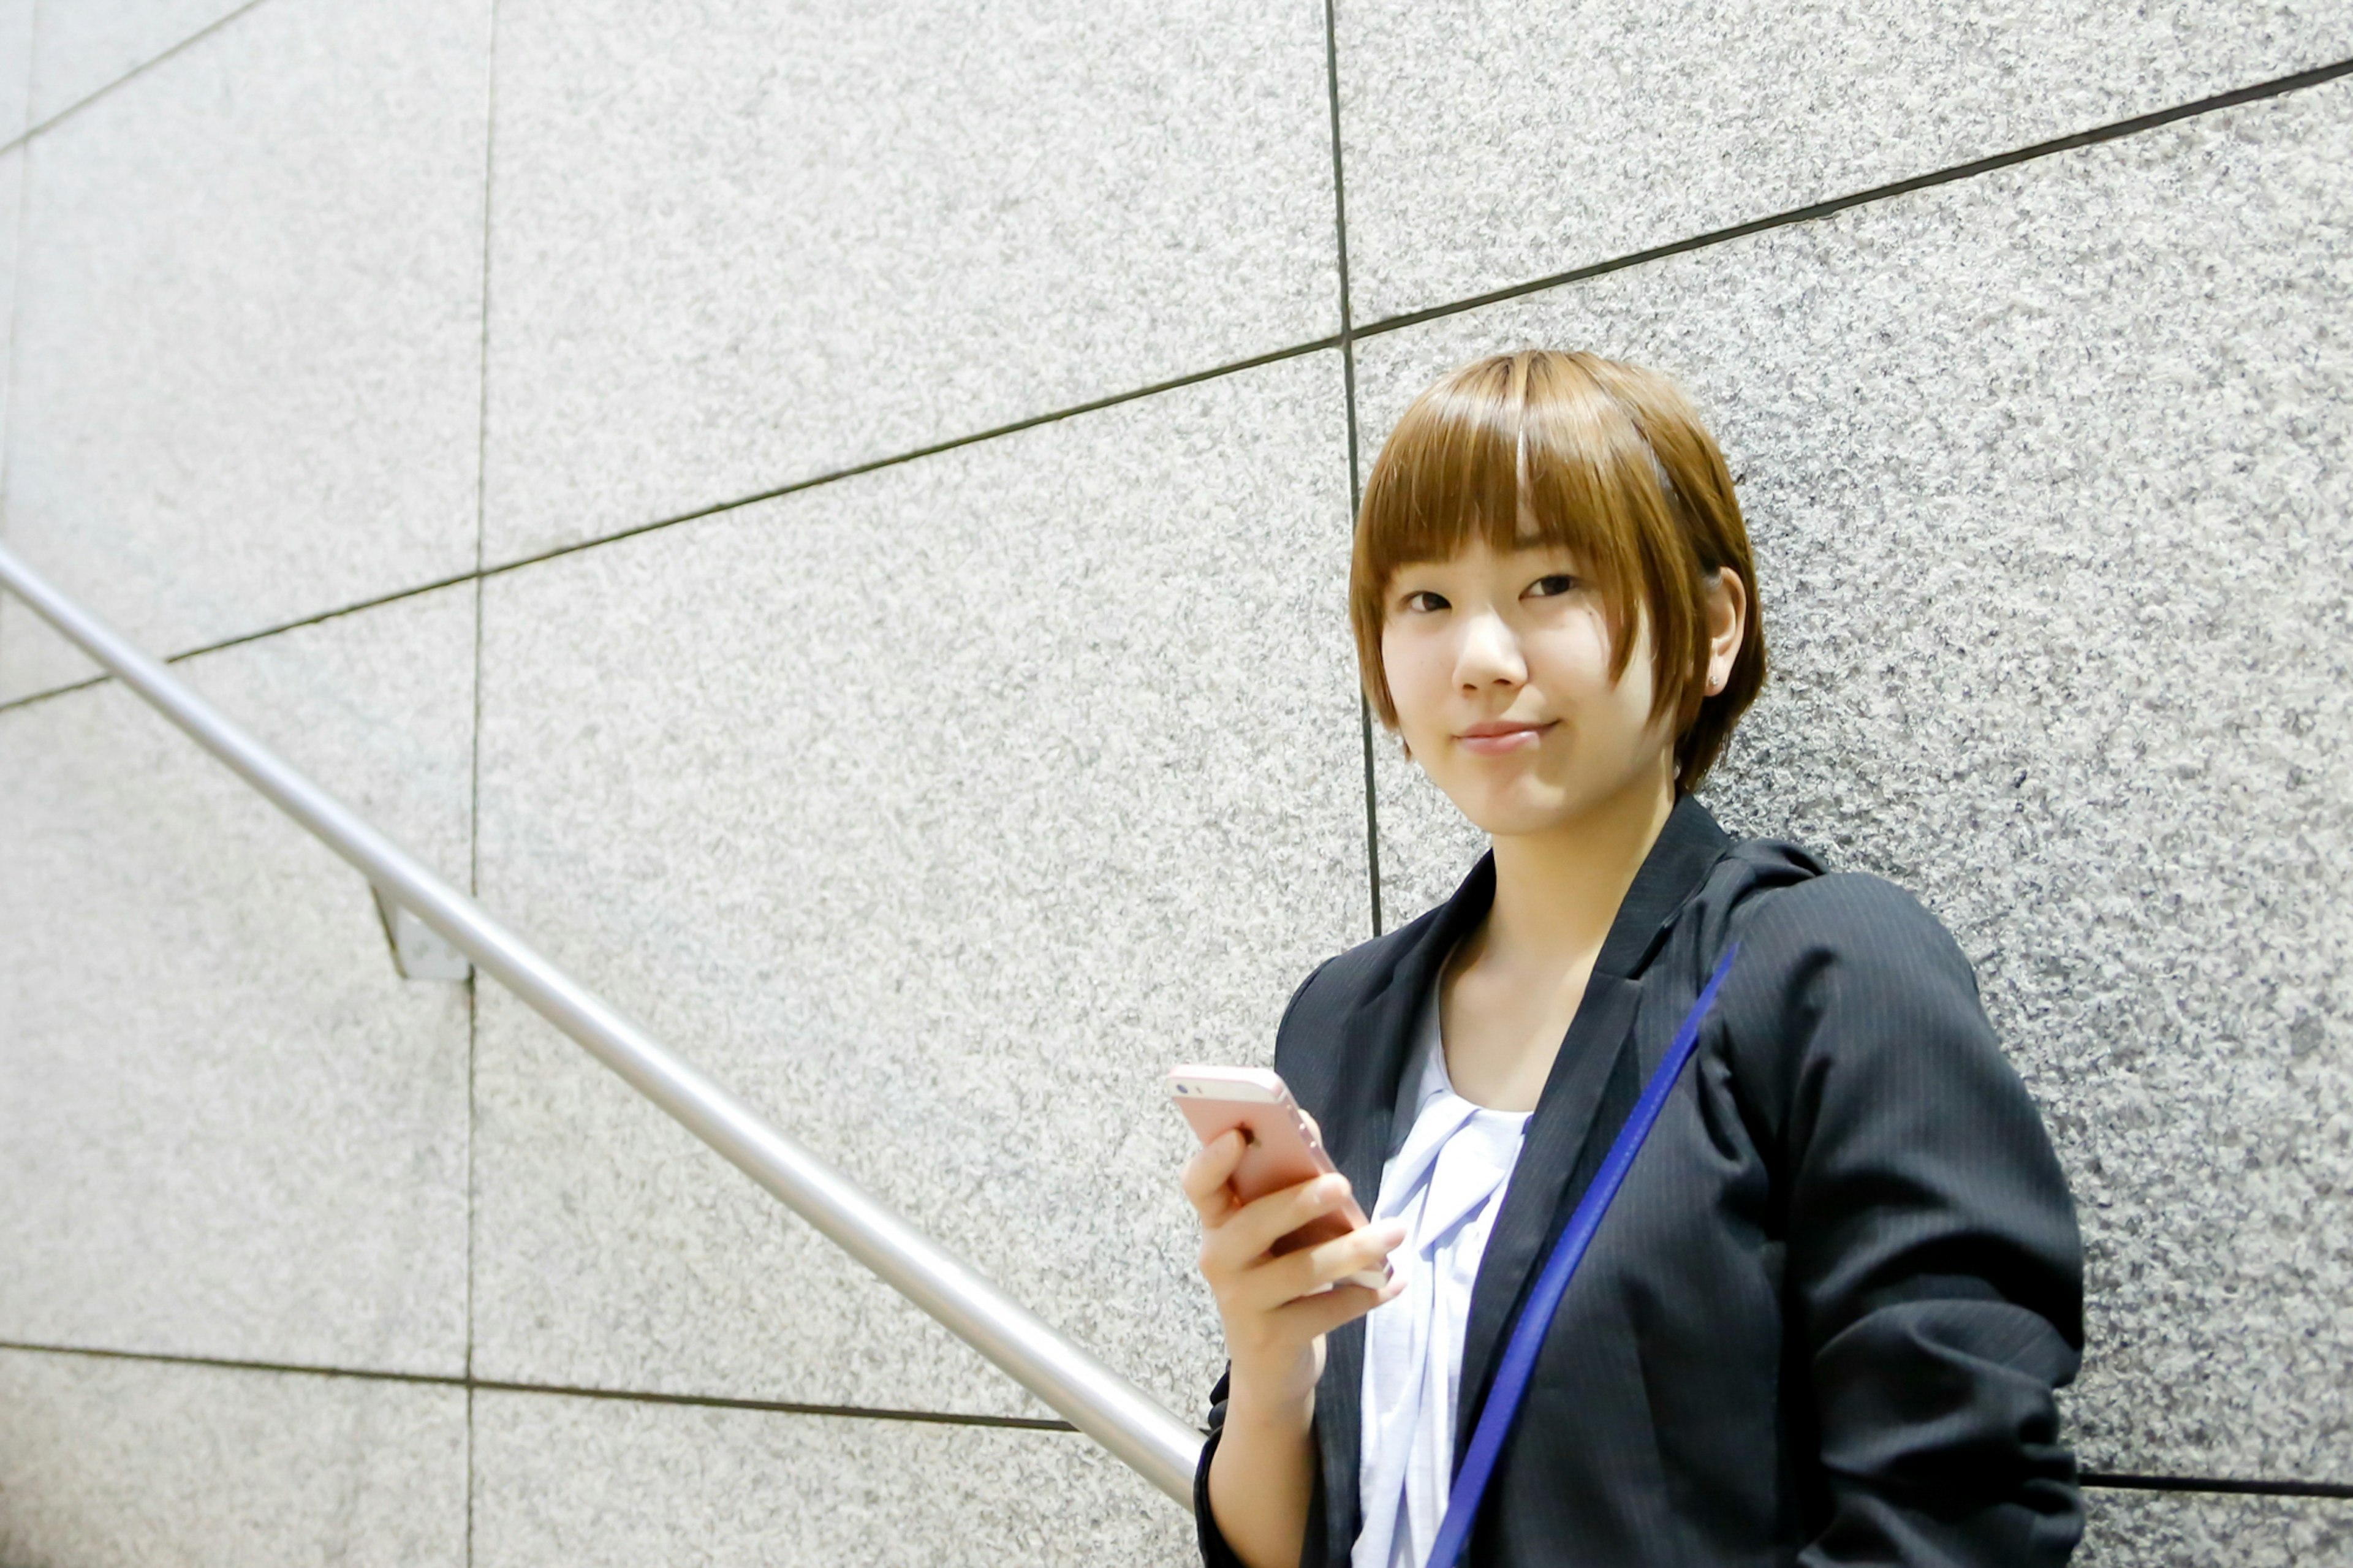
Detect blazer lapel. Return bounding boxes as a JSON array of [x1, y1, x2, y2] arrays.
[[1312, 855, 1498, 1558], [1451, 795, 1733, 1458], [1449, 972, 1640, 1457]]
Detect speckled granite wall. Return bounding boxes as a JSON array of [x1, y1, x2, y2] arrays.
[[0, 0, 2344, 1562]]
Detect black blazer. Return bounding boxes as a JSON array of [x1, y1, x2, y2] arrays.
[[1195, 795, 2085, 1567]]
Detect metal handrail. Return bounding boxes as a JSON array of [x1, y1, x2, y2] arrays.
[[0, 542, 1205, 1505]]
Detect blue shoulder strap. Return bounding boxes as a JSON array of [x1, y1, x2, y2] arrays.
[[1425, 942, 1741, 1568]]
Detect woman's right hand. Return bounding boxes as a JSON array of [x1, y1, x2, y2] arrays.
[[1181, 1127, 1408, 1418]]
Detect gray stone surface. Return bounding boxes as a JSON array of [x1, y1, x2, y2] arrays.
[[471, 1388, 1191, 1567], [0, 586, 477, 1373], [0, 0, 489, 702], [1336, 0, 2353, 324], [26, 0, 253, 125], [471, 352, 1366, 1415], [1353, 80, 2353, 1477], [2080, 1488, 2353, 1567], [480, 0, 1339, 566], [0, 1348, 466, 1567]]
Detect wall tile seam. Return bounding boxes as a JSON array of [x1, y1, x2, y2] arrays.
[[1339, 337, 1387, 941], [2081, 1471, 2353, 1502], [454, 44, 2345, 566], [1347, 52, 2353, 343], [464, 0, 502, 1382], [2, 0, 274, 156], [464, 12, 500, 1555], [4, 1342, 2350, 1500], [5, 51, 2346, 716], [1322, 0, 1383, 940], [0, 566, 482, 715], [0, 332, 1341, 710], [0, 667, 104, 712], [0, 1339, 1085, 1433]]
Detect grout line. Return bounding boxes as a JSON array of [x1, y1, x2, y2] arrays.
[[0, 339, 1344, 708], [0, 1339, 1082, 1433], [0, 569, 482, 712], [1319, 0, 1355, 350], [464, 1383, 476, 1568], [0, 672, 106, 713], [2080, 1471, 2353, 1502], [464, 1378, 1078, 1431], [0, 1338, 471, 1390], [4, 56, 2346, 716], [1322, 0, 1381, 941], [464, 0, 500, 1382], [1348, 55, 2353, 344], [6, 1338, 2346, 1493], [462, 568, 483, 1556], [462, 19, 498, 1559], [469, 332, 1344, 577], [463, 620, 483, 1330], [471, 0, 499, 591], [183, 569, 485, 651], [0, 0, 275, 155]]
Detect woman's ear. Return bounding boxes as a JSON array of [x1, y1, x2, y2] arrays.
[[1702, 567, 1747, 695]]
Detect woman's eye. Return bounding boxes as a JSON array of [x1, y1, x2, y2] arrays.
[[1402, 589, 1450, 613], [1526, 574, 1579, 598]]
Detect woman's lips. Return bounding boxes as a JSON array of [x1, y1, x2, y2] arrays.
[[1457, 721, 1553, 756]]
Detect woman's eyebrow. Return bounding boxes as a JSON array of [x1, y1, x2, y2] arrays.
[[1507, 541, 1584, 565]]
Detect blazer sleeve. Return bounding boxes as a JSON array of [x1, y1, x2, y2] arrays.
[[1719, 873, 2086, 1567]]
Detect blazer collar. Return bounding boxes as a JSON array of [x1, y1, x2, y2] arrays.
[[1313, 793, 1732, 1547], [1324, 789, 1731, 1179], [1596, 790, 1736, 978], [1453, 790, 1732, 1454]]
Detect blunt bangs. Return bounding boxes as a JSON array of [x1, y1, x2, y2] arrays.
[[1349, 349, 1767, 792]]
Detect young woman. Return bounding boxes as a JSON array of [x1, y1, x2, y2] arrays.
[[1180, 350, 2084, 1568]]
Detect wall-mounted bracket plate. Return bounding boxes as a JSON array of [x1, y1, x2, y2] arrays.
[[371, 885, 472, 982]]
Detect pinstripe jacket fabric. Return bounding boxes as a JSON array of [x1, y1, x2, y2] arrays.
[[1195, 793, 2085, 1567]]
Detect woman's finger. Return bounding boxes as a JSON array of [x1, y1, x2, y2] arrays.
[[1257, 1216, 1408, 1304], [1203, 1171, 1355, 1269], [1179, 1129, 1248, 1219], [1216, 1213, 1406, 1320], [1270, 1273, 1407, 1341]]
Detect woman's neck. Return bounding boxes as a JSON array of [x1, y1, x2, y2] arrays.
[[1480, 773, 1678, 973], [1436, 768, 1680, 1111]]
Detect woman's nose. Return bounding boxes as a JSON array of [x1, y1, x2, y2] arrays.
[[1454, 610, 1525, 689]]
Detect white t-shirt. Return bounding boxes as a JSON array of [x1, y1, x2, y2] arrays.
[[1353, 980, 1531, 1568]]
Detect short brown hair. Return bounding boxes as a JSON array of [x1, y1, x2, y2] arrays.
[[1350, 349, 1766, 793]]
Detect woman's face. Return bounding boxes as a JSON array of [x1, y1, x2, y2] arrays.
[[1380, 539, 1678, 839]]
